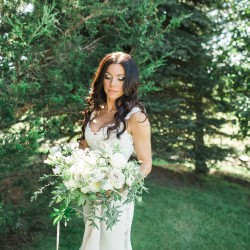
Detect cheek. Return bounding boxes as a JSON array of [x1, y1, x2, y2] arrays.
[[103, 80, 109, 92], [119, 83, 124, 93]]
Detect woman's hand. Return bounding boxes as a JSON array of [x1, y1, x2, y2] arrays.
[[78, 139, 89, 150]]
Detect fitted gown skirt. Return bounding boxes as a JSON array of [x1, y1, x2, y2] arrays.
[[79, 199, 135, 250]]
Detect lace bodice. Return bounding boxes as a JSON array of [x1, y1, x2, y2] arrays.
[[85, 107, 142, 161]]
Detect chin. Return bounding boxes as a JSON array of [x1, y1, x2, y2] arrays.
[[107, 93, 123, 100]]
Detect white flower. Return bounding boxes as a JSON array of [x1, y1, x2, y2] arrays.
[[49, 146, 61, 156], [63, 179, 78, 190], [65, 156, 73, 165], [102, 180, 113, 191], [20, 56, 28, 61], [44, 158, 52, 164], [18, 3, 34, 14], [92, 169, 105, 181], [126, 176, 135, 186], [109, 169, 125, 189], [69, 164, 78, 175], [80, 186, 89, 194], [72, 149, 86, 161], [52, 166, 61, 175], [63, 142, 78, 151], [70, 163, 90, 179], [89, 182, 101, 192], [54, 151, 62, 158], [99, 158, 106, 166], [110, 153, 127, 169]]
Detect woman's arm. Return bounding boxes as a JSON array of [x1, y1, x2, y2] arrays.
[[128, 111, 152, 178], [78, 139, 89, 150]]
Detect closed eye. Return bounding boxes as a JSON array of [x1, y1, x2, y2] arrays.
[[104, 74, 112, 80], [118, 77, 125, 81]]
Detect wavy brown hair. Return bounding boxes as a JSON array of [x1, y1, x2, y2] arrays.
[[78, 52, 146, 141]]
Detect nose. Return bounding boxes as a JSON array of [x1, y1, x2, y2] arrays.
[[110, 77, 118, 86]]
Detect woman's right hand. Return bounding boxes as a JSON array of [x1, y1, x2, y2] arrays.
[[78, 139, 89, 150]]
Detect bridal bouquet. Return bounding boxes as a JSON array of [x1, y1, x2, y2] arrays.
[[33, 142, 146, 230]]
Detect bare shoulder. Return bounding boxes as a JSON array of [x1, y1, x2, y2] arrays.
[[127, 110, 150, 134], [129, 111, 150, 125]]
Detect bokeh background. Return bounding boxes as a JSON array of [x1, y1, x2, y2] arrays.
[[0, 1, 249, 249]]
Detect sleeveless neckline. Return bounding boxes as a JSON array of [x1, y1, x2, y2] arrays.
[[87, 121, 115, 135], [87, 121, 133, 137], [87, 106, 142, 136]]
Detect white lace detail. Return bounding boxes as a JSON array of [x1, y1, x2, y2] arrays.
[[125, 107, 142, 120], [124, 205, 129, 250], [90, 110, 97, 120], [85, 107, 142, 161], [81, 108, 139, 250]]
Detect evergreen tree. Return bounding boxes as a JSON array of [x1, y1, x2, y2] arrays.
[[148, 0, 233, 173], [0, 0, 188, 240], [0, 0, 184, 176], [211, 0, 250, 141]]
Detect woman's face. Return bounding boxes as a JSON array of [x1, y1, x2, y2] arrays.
[[103, 63, 125, 101]]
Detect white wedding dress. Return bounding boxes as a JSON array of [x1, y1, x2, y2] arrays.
[[79, 107, 141, 250]]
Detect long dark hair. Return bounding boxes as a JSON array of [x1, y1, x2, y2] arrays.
[[78, 52, 146, 141]]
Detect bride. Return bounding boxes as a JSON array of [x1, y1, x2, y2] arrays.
[[78, 52, 152, 250]]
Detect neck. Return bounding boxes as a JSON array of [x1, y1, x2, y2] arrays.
[[104, 99, 117, 113]]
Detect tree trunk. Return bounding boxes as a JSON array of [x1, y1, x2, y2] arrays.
[[194, 95, 209, 174]]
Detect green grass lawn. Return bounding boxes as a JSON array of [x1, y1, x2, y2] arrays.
[[22, 167, 250, 250]]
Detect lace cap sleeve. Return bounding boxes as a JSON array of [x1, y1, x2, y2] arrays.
[[90, 110, 97, 120], [125, 107, 143, 120]]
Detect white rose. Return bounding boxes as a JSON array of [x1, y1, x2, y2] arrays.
[[110, 153, 127, 169], [72, 149, 86, 161], [102, 180, 113, 191], [92, 169, 105, 181], [69, 164, 78, 175], [109, 169, 125, 189], [70, 163, 90, 179], [85, 150, 100, 166]]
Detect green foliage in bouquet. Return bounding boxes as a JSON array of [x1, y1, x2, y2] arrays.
[[32, 142, 147, 230]]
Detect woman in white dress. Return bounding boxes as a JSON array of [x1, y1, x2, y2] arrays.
[[78, 52, 152, 250]]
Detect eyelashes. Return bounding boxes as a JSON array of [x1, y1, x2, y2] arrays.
[[104, 75, 125, 81], [104, 75, 111, 80], [118, 77, 125, 81]]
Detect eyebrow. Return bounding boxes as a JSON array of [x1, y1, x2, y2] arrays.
[[105, 72, 125, 76]]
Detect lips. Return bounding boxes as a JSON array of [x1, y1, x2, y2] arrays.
[[108, 90, 118, 93]]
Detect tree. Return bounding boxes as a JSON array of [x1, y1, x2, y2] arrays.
[[0, 0, 182, 176], [148, 0, 234, 173], [210, 0, 250, 142], [0, 0, 185, 241]]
